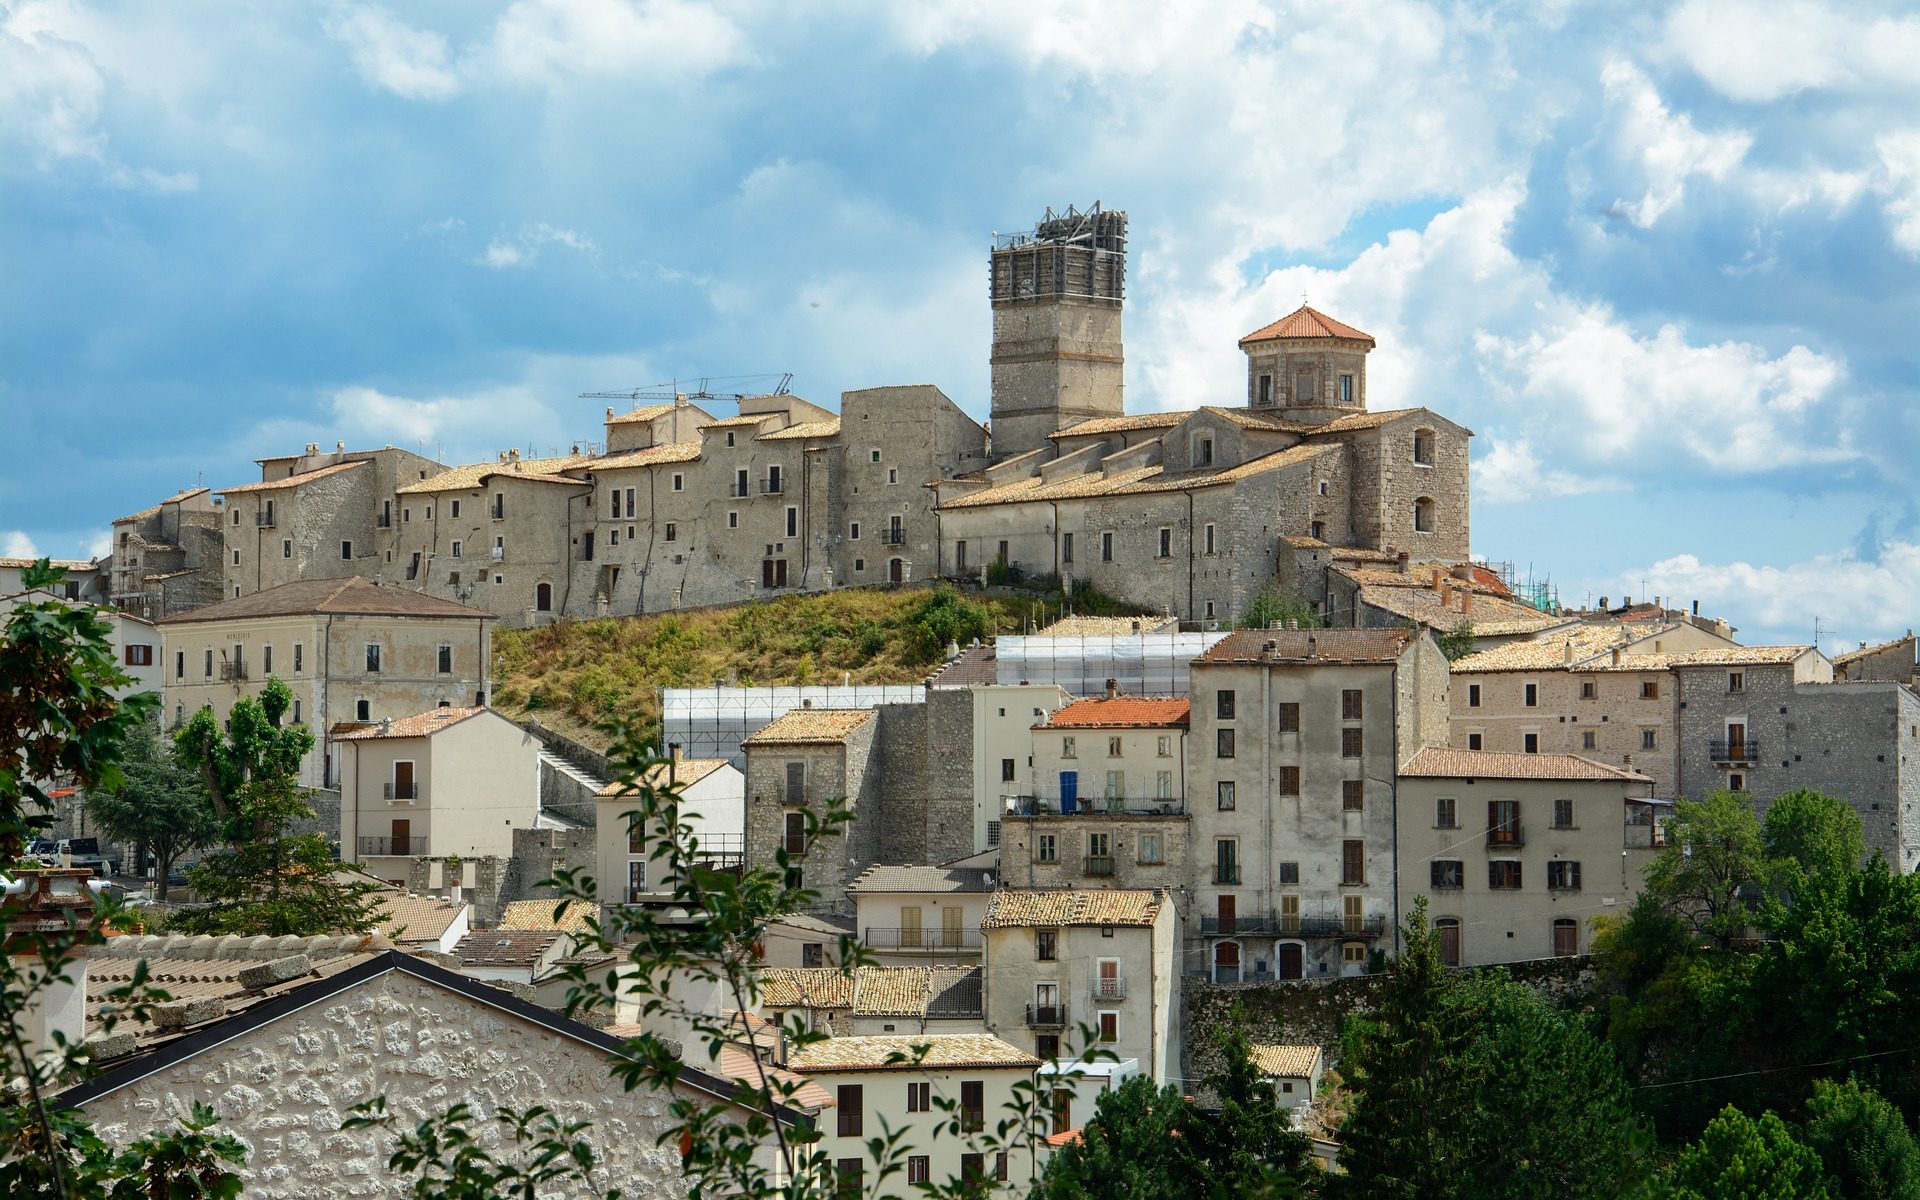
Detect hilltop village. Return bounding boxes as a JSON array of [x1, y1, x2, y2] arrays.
[[11, 206, 1919, 1196]]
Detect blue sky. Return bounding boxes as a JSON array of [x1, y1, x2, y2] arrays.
[[2, 0, 1915, 649]]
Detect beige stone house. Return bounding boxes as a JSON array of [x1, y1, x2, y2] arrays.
[[998, 694, 1192, 903], [1186, 628, 1449, 982], [156, 577, 495, 787], [106, 487, 225, 619], [979, 888, 1176, 1090], [758, 964, 985, 1036], [1396, 747, 1661, 965], [846, 863, 995, 962], [1834, 630, 1918, 684], [334, 706, 539, 886], [1249, 1043, 1324, 1126], [595, 756, 744, 904], [925, 645, 1072, 854], [742, 708, 879, 917]]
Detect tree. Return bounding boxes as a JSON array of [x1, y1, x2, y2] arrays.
[[1031, 1075, 1190, 1200], [1182, 1010, 1313, 1199], [169, 677, 379, 936], [1802, 1078, 1920, 1200], [1643, 790, 1765, 947], [84, 720, 216, 901], [1240, 587, 1322, 631], [1436, 621, 1476, 661], [1661, 1106, 1829, 1200], [1760, 787, 1862, 900]]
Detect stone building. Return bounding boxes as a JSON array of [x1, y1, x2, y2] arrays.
[[156, 577, 495, 788], [106, 486, 225, 619], [1834, 631, 1919, 684], [742, 708, 881, 916], [928, 644, 1074, 854], [1396, 747, 1662, 966], [1185, 628, 1450, 982]]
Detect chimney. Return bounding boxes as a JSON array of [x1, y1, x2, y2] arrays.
[[1105, 678, 1119, 700], [3, 868, 101, 1064], [1598, 596, 1608, 610], [1439, 580, 1452, 608], [379, 716, 393, 735], [1692, 600, 1700, 616], [335, 440, 345, 452], [1564, 638, 1576, 665], [1610, 647, 1623, 667], [1460, 591, 1473, 617], [1306, 634, 1319, 658], [1395, 550, 1409, 570], [1431, 569, 1443, 589], [605, 407, 615, 421]]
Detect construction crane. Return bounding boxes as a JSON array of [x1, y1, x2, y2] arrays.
[[579, 372, 793, 407]]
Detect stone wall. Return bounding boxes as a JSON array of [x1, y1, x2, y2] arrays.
[[504, 827, 597, 916]]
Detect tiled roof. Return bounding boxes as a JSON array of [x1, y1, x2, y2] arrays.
[[1402, 746, 1651, 783], [332, 706, 488, 740], [0, 557, 95, 570], [853, 967, 945, 1017], [1250, 1043, 1323, 1078], [1449, 625, 1665, 673], [716, 1044, 835, 1111], [787, 1033, 1039, 1073], [1833, 633, 1914, 665], [1238, 305, 1376, 347], [497, 899, 598, 934], [759, 967, 857, 1009], [699, 414, 776, 429], [847, 864, 995, 894], [1297, 408, 1435, 434], [927, 643, 999, 688], [758, 419, 841, 441], [939, 442, 1338, 510], [1036, 615, 1178, 637], [604, 404, 677, 426], [454, 928, 567, 965], [155, 577, 496, 624], [1049, 411, 1191, 439], [1041, 696, 1190, 729], [395, 454, 594, 495], [113, 487, 211, 524], [1196, 406, 1317, 432], [771, 911, 855, 938], [741, 708, 876, 747], [584, 442, 703, 471], [1355, 585, 1571, 638], [373, 894, 467, 944], [981, 889, 1165, 929], [596, 758, 733, 796], [1664, 646, 1816, 667], [1197, 628, 1417, 665], [218, 461, 366, 495]]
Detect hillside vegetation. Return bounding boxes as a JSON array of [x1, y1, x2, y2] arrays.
[[492, 583, 1142, 751]]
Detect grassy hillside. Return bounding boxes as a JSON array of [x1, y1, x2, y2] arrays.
[[492, 583, 1141, 752]]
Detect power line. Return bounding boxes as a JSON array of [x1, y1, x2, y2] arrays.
[[1635, 1042, 1920, 1090]]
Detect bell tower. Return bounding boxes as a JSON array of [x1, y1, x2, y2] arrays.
[[988, 204, 1127, 461]]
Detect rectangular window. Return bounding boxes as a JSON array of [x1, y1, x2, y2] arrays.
[[1278, 765, 1300, 795], [1728, 671, 1744, 693], [293, 643, 303, 672], [1001, 758, 1016, 782], [1217, 689, 1236, 720], [1107, 735, 1123, 758], [1341, 840, 1365, 886], [956, 540, 968, 571], [1258, 374, 1272, 405], [961, 1082, 985, 1133], [204, 649, 213, 678], [1642, 681, 1660, 699], [1036, 834, 1057, 864], [671, 473, 683, 492], [1158, 528, 1171, 558], [610, 492, 621, 518], [1489, 860, 1523, 889], [1278, 860, 1300, 885], [1204, 524, 1216, 555], [886, 467, 898, 484], [1342, 689, 1363, 720], [1342, 780, 1364, 811], [1217, 729, 1235, 758], [1062, 736, 1076, 759], [1101, 531, 1114, 562], [1553, 797, 1575, 829], [1138, 832, 1164, 864], [437, 644, 453, 674], [231, 549, 240, 566], [1548, 860, 1582, 890], [1035, 929, 1057, 960], [365, 644, 381, 672], [785, 507, 798, 537], [355, 699, 370, 722], [1524, 683, 1538, 707], [664, 523, 677, 542], [281, 539, 292, 559], [1277, 702, 1300, 732], [340, 540, 352, 560], [174, 650, 184, 679], [450, 500, 460, 518], [1582, 730, 1597, 750], [906, 1157, 930, 1185], [1156, 735, 1172, 757], [1098, 1011, 1118, 1043], [848, 521, 860, 541], [1524, 733, 1539, 753], [1339, 374, 1354, 404], [836, 1086, 864, 1137], [1467, 732, 1483, 750], [1341, 727, 1363, 758], [1581, 680, 1597, 699], [1641, 729, 1657, 750], [450, 540, 462, 558], [835, 1159, 862, 1200], [1435, 797, 1457, 828], [784, 761, 805, 802], [1155, 769, 1172, 798], [1468, 683, 1481, 708], [1431, 859, 1463, 889], [784, 811, 807, 855], [262, 645, 272, 674], [1489, 799, 1521, 843], [1061, 531, 1074, 563], [961, 1154, 985, 1185], [125, 644, 153, 667], [1218, 781, 1236, 811], [1215, 839, 1239, 884], [728, 511, 739, 529], [907, 1081, 930, 1112]]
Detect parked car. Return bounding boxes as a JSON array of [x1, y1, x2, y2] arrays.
[[26, 837, 118, 877]]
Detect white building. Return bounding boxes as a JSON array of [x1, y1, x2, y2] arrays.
[[595, 756, 745, 904], [846, 863, 996, 962]]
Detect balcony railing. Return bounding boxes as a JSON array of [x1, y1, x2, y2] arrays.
[[384, 782, 418, 800], [760, 479, 784, 495], [1002, 794, 1186, 818], [863, 926, 983, 953], [255, 512, 275, 528], [1709, 740, 1760, 763], [1214, 865, 1241, 885], [1090, 977, 1127, 1000], [1486, 822, 1525, 850], [729, 483, 749, 498], [358, 836, 429, 856], [1200, 914, 1388, 939], [1025, 1003, 1068, 1029], [219, 662, 247, 682], [1085, 855, 1115, 877], [377, 514, 392, 528], [490, 547, 504, 562], [884, 531, 907, 546]]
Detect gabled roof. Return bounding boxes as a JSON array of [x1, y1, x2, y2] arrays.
[[1049, 411, 1191, 439], [373, 894, 468, 945], [113, 487, 211, 524], [847, 864, 995, 894], [1239, 304, 1375, 347], [1036, 614, 1178, 637], [1040, 696, 1190, 729], [759, 419, 841, 441], [787, 1033, 1039, 1073], [982, 889, 1165, 929], [454, 928, 568, 966], [218, 461, 366, 495], [604, 403, 677, 426], [1401, 746, 1651, 783], [583, 442, 703, 472], [332, 706, 490, 740], [1250, 1043, 1323, 1078], [939, 441, 1338, 510], [759, 967, 858, 1009], [155, 577, 496, 624], [1450, 624, 1667, 673], [596, 758, 734, 796], [395, 454, 594, 495], [1834, 632, 1915, 666], [1354, 584, 1572, 639], [497, 898, 598, 933], [741, 708, 876, 747], [1197, 628, 1418, 665]]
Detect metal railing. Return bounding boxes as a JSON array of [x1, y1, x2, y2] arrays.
[[255, 512, 275, 528], [1090, 977, 1127, 1000], [884, 531, 907, 546], [383, 782, 418, 800], [219, 662, 247, 682], [863, 927, 983, 953], [1025, 1003, 1068, 1029], [760, 479, 784, 495], [490, 547, 504, 562], [1002, 794, 1185, 818], [358, 836, 429, 856], [1486, 822, 1525, 850], [1085, 855, 1115, 877], [1200, 915, 1387, 939], [377, 514, 392, 528], [1708, 740, 1760, 763]]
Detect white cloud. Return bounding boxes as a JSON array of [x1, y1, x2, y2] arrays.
[[1663, 0, 1920, 103], [476, 223, 597, 269], [479, 0, 747, 86], [1598, 59, 1751, 227], [1472, 438, 1620, 504], [324, 6, 459, 101], [1627, 539, 1920, 649], [1877, 130, 1920, 256], [85, 530, 110, 559], [2, 531, 42, 558]]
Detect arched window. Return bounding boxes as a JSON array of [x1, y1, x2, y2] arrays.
[[1413, 428, 1436, 465], [1435, 917, 1461, 967], [534, 581, 553, 612], [1552, 918, 1579, 958], [1213, 940, 1241, 983], [1414, 496, 1435, 533]]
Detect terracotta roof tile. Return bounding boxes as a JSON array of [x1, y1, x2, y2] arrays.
[[759, 419, 841, 441], [113, 488, 211, 525], [1355, 584, 1572, 638], [1449, 624, 1683, 673], [847, 864, 995, 894], [1041, 696, 1190, 729], [741, 708, 876, 747], [583, 442, 703, 471], [332, 707, 489, 740], [852, 967, 941, 1017], [1049, 411, 1191, 439], [596, 758, 732, 796], [1197, 628, 1417, 665], [759, 967, 858, 1009], [218, 461, 366, 495], [716, 1044, 835, 1110], [1036, 615, 1178, 637], [395, 454, 594, 495], [454, 928, 567, 965], [1250, 1043, 1323, 1078], [940, 442, 1338, 511], [1402, 746, 1651, 782], [496, 899, 597, 933], [699, 414, 777, 429], [155, 577, 496, 625], [981, 889, 1165, 929], [1238, 305, 1376, 347], [787, 1033, 1039, 1073], [1663, 646, 1817, 667], [604, 404, 677, 426], [372, 894, 467, 944], [927, 643, 999, 688]]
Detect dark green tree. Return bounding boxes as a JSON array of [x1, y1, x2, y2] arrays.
[[1182, 1009, 1313, 1198], [1661, 1106, 1829, 1200], [1436, 620, 1477, 661], [1241, 586, 1322, 630], [169, 677, 379, 936], [1761, 788, 1863, 886], [1643, 790, 1765, 947], [1802, 1078, 1920, 1200], [1031, 1075, 1189, 1200], [84, 720, 217, 901]]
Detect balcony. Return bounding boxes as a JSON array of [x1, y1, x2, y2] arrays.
[[377, 513, 392, 529], [358, 836, 429, 856], [384, 782, 418, 801], [1485, 822, 1525, 850], [884, 531, 907, 546], [219, 662, 248, 682], [863, 926, 983, 953], [1214, 865, 1241, 885], [255, 512, 275, 528], [1200, 914, 1387, 939], [1708, 739, 1760, 764], [1002, 794, 1186, 818], [729, 483, 749, 498], [760, 479, 784, 495], [1025, 1003, 1068, 1029], [1090, 977, 1127, 1000], [490, 547, 504, 563], [1085, 855, 1115, 877]]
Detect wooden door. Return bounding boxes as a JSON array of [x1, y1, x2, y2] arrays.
[[942, 906, 964, 949], [899, 905, 923, 950], [1726, 722, 1747, 755], [1553, 919, 1579, 957], [390, 818, 411, 856], [1278, 942, 1304, 980], [1437, 919, 1461, 967], [393, 760, 414, 801], [888, 558, 903, 583], [1217, 893, 1236, 936], [762, 560, 775, 589], [1213, 940, 1240, 982]]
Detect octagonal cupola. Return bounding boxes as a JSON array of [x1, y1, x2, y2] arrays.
[[1238, 305, 1374, 422]]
